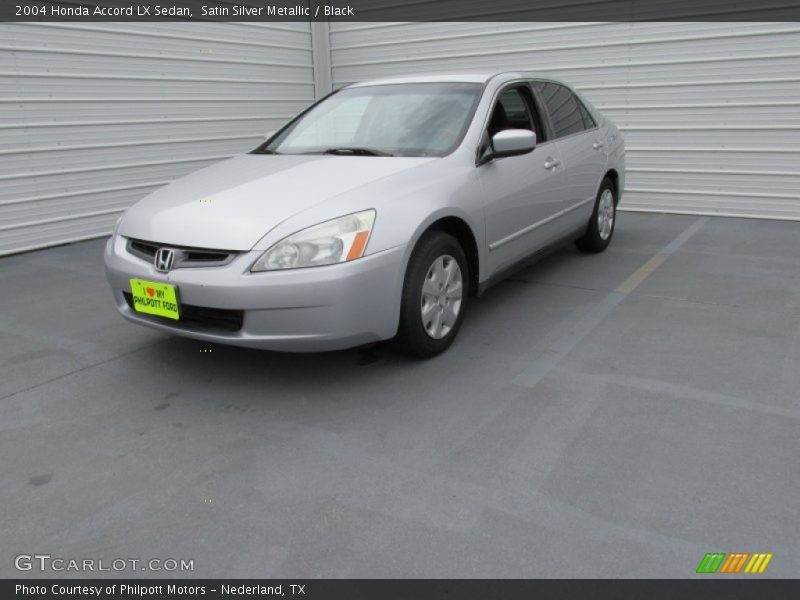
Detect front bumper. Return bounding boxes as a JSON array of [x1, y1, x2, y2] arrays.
[[104, 235, 407, 351]]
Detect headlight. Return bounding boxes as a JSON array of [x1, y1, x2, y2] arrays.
[[251, 210, 376, 271]]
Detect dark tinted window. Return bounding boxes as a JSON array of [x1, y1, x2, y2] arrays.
[[534, 82, 587, 138]]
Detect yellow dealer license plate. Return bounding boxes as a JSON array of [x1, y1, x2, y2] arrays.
[[129, 279, 180, 320]]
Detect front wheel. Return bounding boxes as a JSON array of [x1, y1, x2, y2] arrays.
[[575, 177, 616, 253], [395, 231, 468, 358]]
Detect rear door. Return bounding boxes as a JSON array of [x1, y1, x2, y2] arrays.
[[477, 83, 564, 274], [533, 81, 607, 228]]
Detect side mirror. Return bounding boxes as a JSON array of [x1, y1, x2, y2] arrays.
[[480, 129, 536, 164]]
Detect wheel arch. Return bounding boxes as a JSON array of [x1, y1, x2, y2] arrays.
[[410, 214, 480, 298], [604, 169, 620, 204]]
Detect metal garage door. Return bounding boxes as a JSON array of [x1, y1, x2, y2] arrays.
[[328, 22, 800, 220], [0, 22, 315, 255]]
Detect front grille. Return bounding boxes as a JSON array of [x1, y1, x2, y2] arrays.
[[123, 292, 244, 332], [127, 239, 159, 260], [126, 238, 237, 268]]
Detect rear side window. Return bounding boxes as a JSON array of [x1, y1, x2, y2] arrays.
[[533, 82, 590, 138]]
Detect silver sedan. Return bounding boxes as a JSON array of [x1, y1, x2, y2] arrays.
[[105, 71, 625, 357]]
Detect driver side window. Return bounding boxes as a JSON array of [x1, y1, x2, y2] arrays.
[[487, 86, 543, 141]]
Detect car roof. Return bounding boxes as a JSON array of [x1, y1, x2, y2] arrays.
[[346, 71, 565, 88]]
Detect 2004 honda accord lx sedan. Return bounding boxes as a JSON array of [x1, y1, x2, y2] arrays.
[[105, 71, 625, 357]]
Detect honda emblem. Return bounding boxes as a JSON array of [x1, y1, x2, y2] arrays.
[[154, 248, 175, 272]]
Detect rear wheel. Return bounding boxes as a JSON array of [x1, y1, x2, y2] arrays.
[[576, 177, 616, 253], [395, 231, 468, 358]]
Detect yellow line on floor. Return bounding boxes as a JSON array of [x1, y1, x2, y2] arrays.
[[615, 253, 668, 294], [514, 216, 709, 389]]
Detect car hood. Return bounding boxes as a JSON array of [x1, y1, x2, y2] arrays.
[[119, 153, 434, 250]]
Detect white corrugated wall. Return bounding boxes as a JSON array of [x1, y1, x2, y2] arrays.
[[327, 22, 800, 220], [0, 22, 315, 255], [2, 21, 799, 256]]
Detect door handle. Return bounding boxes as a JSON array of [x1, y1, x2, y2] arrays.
[[544, 157, 560, 169], [592, 141, 604, 150]]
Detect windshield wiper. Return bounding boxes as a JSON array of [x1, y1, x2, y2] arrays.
[[322, 147, 394, 157]]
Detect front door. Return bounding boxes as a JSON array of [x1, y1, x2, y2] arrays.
[[477, 84, 565, 274]]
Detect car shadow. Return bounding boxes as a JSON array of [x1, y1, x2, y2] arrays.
[[124, 240, 601, 403]]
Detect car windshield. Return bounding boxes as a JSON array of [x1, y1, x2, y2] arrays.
[[257, 82, 483, 157]]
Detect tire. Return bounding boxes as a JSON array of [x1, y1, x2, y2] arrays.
[[395, 231, 469, 358], [575, 177, 616, 253]]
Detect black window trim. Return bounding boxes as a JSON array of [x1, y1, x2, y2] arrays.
[[531, 79, 599, 142], [527, 81, 557, 142]]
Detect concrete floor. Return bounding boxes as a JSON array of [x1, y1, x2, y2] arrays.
[[2, 212, 799, 578]]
